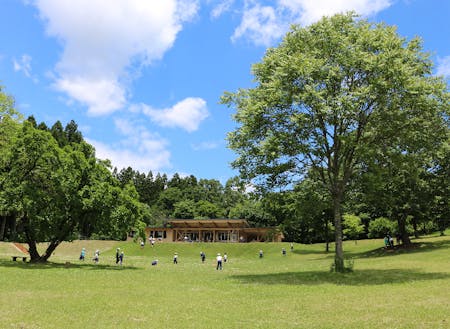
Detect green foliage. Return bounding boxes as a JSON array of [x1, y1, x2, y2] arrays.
[[343, 214, 365, 241], [0, 108, 145, 261], [173, 200, 196, 219], [221, 12, 449, 270], [195, 200, 223, 219], [368, 217, 397, 238]]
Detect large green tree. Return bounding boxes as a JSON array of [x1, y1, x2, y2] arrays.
[[222, 13, 449, 271], [1, 115, 144, 262], [0, 87, 21, 240]]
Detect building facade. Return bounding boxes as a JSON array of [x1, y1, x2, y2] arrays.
[[146, 219, 283, 243]]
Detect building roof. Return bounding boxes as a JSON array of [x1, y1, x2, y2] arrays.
[[168, 219, 249, 229]]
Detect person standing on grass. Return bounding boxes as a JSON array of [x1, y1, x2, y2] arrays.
[[200, 251, 206, 263], [259, 250, 263, 258], [79, 248, 86, 261], [173, 252, 178, 264], [290, 243, 294, 251], [140, 240, 144, 248], [119, 251, 124, 266], [282, 248, 286, 256], [116, 248, 120, 264], [216, 253, 223, 270], [223, 252, 228, 263], [93, 249, 100, 263]]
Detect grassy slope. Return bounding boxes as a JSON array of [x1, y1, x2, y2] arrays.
[[0, 233, 449, 329]]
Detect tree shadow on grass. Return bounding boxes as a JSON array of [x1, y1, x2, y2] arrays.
[[292, 249, 332, 255], [0, 259, 139, 270], [346, 239, 450, 259], [232, 269, 450, 286]]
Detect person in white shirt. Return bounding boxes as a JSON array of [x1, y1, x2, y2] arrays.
[[216, 253, 223, 270]]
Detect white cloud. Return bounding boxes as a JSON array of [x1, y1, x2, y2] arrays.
[[211, 0, 235, 19], [140, 97, 209, 132], [191, 141, 219, 151], [13, 54, 39, 83], [31, 0, 199, 116], [56, 77, 126, 116], [436, 56, 450, 78], [87, 118, 171, 172], [232, 2, 285, 46], [279, 0, 393, 26], [232, 0, 393, 46]]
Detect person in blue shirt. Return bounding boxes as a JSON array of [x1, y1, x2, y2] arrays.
[[79, 248, 86, 261]]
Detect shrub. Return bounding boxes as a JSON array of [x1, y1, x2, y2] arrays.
[[368, 217, 397, 238]]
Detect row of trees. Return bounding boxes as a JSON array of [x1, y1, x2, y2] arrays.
[[0, 90, 447, 263], [112, 168, 276, 227]]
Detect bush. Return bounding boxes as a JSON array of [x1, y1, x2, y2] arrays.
[[330, 258, 355, 273], [368, 217, 397, 238]]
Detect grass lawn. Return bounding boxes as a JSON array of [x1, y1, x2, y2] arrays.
[[1, 232, 449, 329]]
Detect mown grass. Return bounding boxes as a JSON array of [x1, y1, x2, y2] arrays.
[[1, 232, 449, 329]]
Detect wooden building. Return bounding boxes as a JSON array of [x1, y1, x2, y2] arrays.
[[146, 219, 283, 243]]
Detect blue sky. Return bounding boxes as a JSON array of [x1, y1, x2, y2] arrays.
[[1, 0, 449, 183]]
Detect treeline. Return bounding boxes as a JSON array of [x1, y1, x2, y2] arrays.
[[111, 168, 277, 227], [2, 111, 448, 252], [1, 88, 448, 260], [111, 148, 449, 248]]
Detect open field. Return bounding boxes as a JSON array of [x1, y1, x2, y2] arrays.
[[1, 233, 449, 329]]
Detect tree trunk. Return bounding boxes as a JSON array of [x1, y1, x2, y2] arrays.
[[26, 239, 40, 262], [324, 218, 330, 253], [0, 216, 6, 240], [397, 216, 411, 245], [332, 190, 344, 272], [22, 216, 42, 262], [41, 240, 61, 262]]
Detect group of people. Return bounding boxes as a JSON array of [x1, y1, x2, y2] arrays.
[[384, 234, 395, 248], [171, 251, 229, 270], [78, 247, 124, 265], [79, 242, 296, 268], [79, 248, 101, 263]]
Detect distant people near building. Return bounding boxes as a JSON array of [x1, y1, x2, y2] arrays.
[[290, 243, 294, 251], [119, 251, 124, 266], [200, 251, 206, 263], [173, 252, 178, 264], [79, 248, 86, 261], [93, 249, 100, 263], [259, 250, 263, 258], [216, 253, 223, 270], [151, 238, 155, 247], [115, 248, 120, 264], [223, 253, 228, 263], [282, 248, 286, 256]]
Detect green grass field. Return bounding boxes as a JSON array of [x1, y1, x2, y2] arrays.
[[1, 233, 449, 329]]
